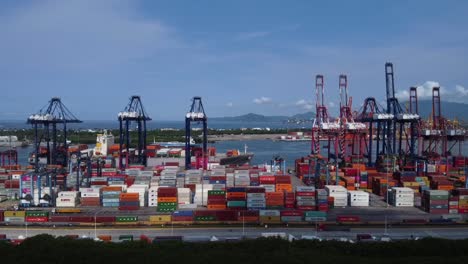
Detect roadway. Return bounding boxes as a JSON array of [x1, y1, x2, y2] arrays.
[[2, 226, 468, 242]]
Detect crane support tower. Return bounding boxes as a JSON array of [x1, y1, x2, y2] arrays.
[[185, 97, 208, 170], [338, 74, 367, 165], [27, 97, 82, 171], [118, 96, 151, 169], [384, 63, 420, 157], [311, 75, 340, 159]]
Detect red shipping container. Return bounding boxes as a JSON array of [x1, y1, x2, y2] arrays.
[[25, 216, 48, 223], [458, 209, 468, 214], [172, 216, 194, 221], [336, 215, 360, 222], [295, 192, 316, 196], [281, 210, 303, 217]]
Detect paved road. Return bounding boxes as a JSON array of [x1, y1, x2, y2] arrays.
[[2, 226, 468, 242]]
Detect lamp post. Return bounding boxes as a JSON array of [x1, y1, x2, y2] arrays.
[[94, 209, 102, 240]]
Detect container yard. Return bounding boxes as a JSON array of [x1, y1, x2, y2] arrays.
[[0, 63, 466, 231]]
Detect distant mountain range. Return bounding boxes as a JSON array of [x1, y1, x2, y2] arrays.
[[211, 101, 467, 123], [211, 112, 315, 122], [400, 100, 468, 121]]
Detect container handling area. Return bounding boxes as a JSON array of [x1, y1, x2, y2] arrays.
[[0, 62, 467, 231]]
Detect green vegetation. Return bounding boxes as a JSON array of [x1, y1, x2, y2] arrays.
[[1, 235, 468, 264], [0, 128, 306, 145]]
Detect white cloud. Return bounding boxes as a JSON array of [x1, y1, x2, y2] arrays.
[[295, 99, 307, 106], [329, 102, 336, 108], [295, 99, 314, 111], [253, 97, 272, 104], [302, 104, 314, 110], [226, 102, 233, 107], [455, 85, 468, 96], [395, 81, 468, 103]]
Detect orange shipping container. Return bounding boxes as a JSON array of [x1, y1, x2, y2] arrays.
[[119, 193, 139, 199], [207, 204, 226, 210], [157, 197, 177, 203]]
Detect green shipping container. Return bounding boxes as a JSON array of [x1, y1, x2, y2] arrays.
[[157, 202, 177, 206], [227, 201, 246, 207], [429, 195, 449, 200], [118, 235, 133, 241], [157, 207, 177, 212], [304, 211, 327, 217], [208, 190, 226, 195], [116, 216, 138, 222], [195, 215, 217, 221], [25, 211, 49, 217]]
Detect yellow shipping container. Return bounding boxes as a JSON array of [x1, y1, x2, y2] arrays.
[[4, 211, 26, 217], [458, 200, 468, 206], [149, 215, 172, 223]]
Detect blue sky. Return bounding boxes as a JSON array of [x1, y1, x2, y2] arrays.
[[0, 0, 467, 121]]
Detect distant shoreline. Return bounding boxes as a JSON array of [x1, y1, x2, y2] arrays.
[[208, 134, 285, 142]]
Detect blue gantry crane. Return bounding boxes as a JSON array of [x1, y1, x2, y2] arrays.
[[118, 96, 152, 169], [27, 97, 82, 171], [185, 97, 208, 170], [385, 63, 420, 156]]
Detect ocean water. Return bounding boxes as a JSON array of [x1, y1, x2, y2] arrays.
[[7, 140, 312, 166]]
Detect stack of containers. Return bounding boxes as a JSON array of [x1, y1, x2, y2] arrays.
[[275, 175, 292, 192], [157, 187, 178, 212], [194, 184, 213, 206], [449, 196, 459, 214], [249, 171, 260, 186], [209, 170, 226, 191], [160, 170, 177, 187], [226, 172, 235, 187], [347, 191, 369, 206], [226, 187, 246, 209], [259, 175, 276, 192], [172, 210, 194, 222], [107, 175, 126, 186], [415, 176, 430, 187], [246, 187, 266, 210], [389, 187, 414, 207], [265, 191, 284, 209], [325, 185, 348, 207], [80, 188, 101, 206], [119, 193, 140, 210], [3, 211, 25, 224], [101, 186, 122, 207], [359, 171, 369, 189], [207, 190, 226, 209], [422, 190, 449, 214], [316, 189, 329, 212], [126, 184, 148, 207], [177, 188, 191, 205], [148, 186, 159, 207], [234, 170, 250, 187], [259, 209, 281, 224], [284, 192, 295, 208], [56, 191, 79, 207], [25, 211, 49, 223], [456, 189, 468, 214], [280, 210, 303, 223], [90, 177, 108, 188], [295, 186, 316, 210], [185, 170, 201, 195], [176, 172, 185, 188], [429, 176, 454, 191]]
